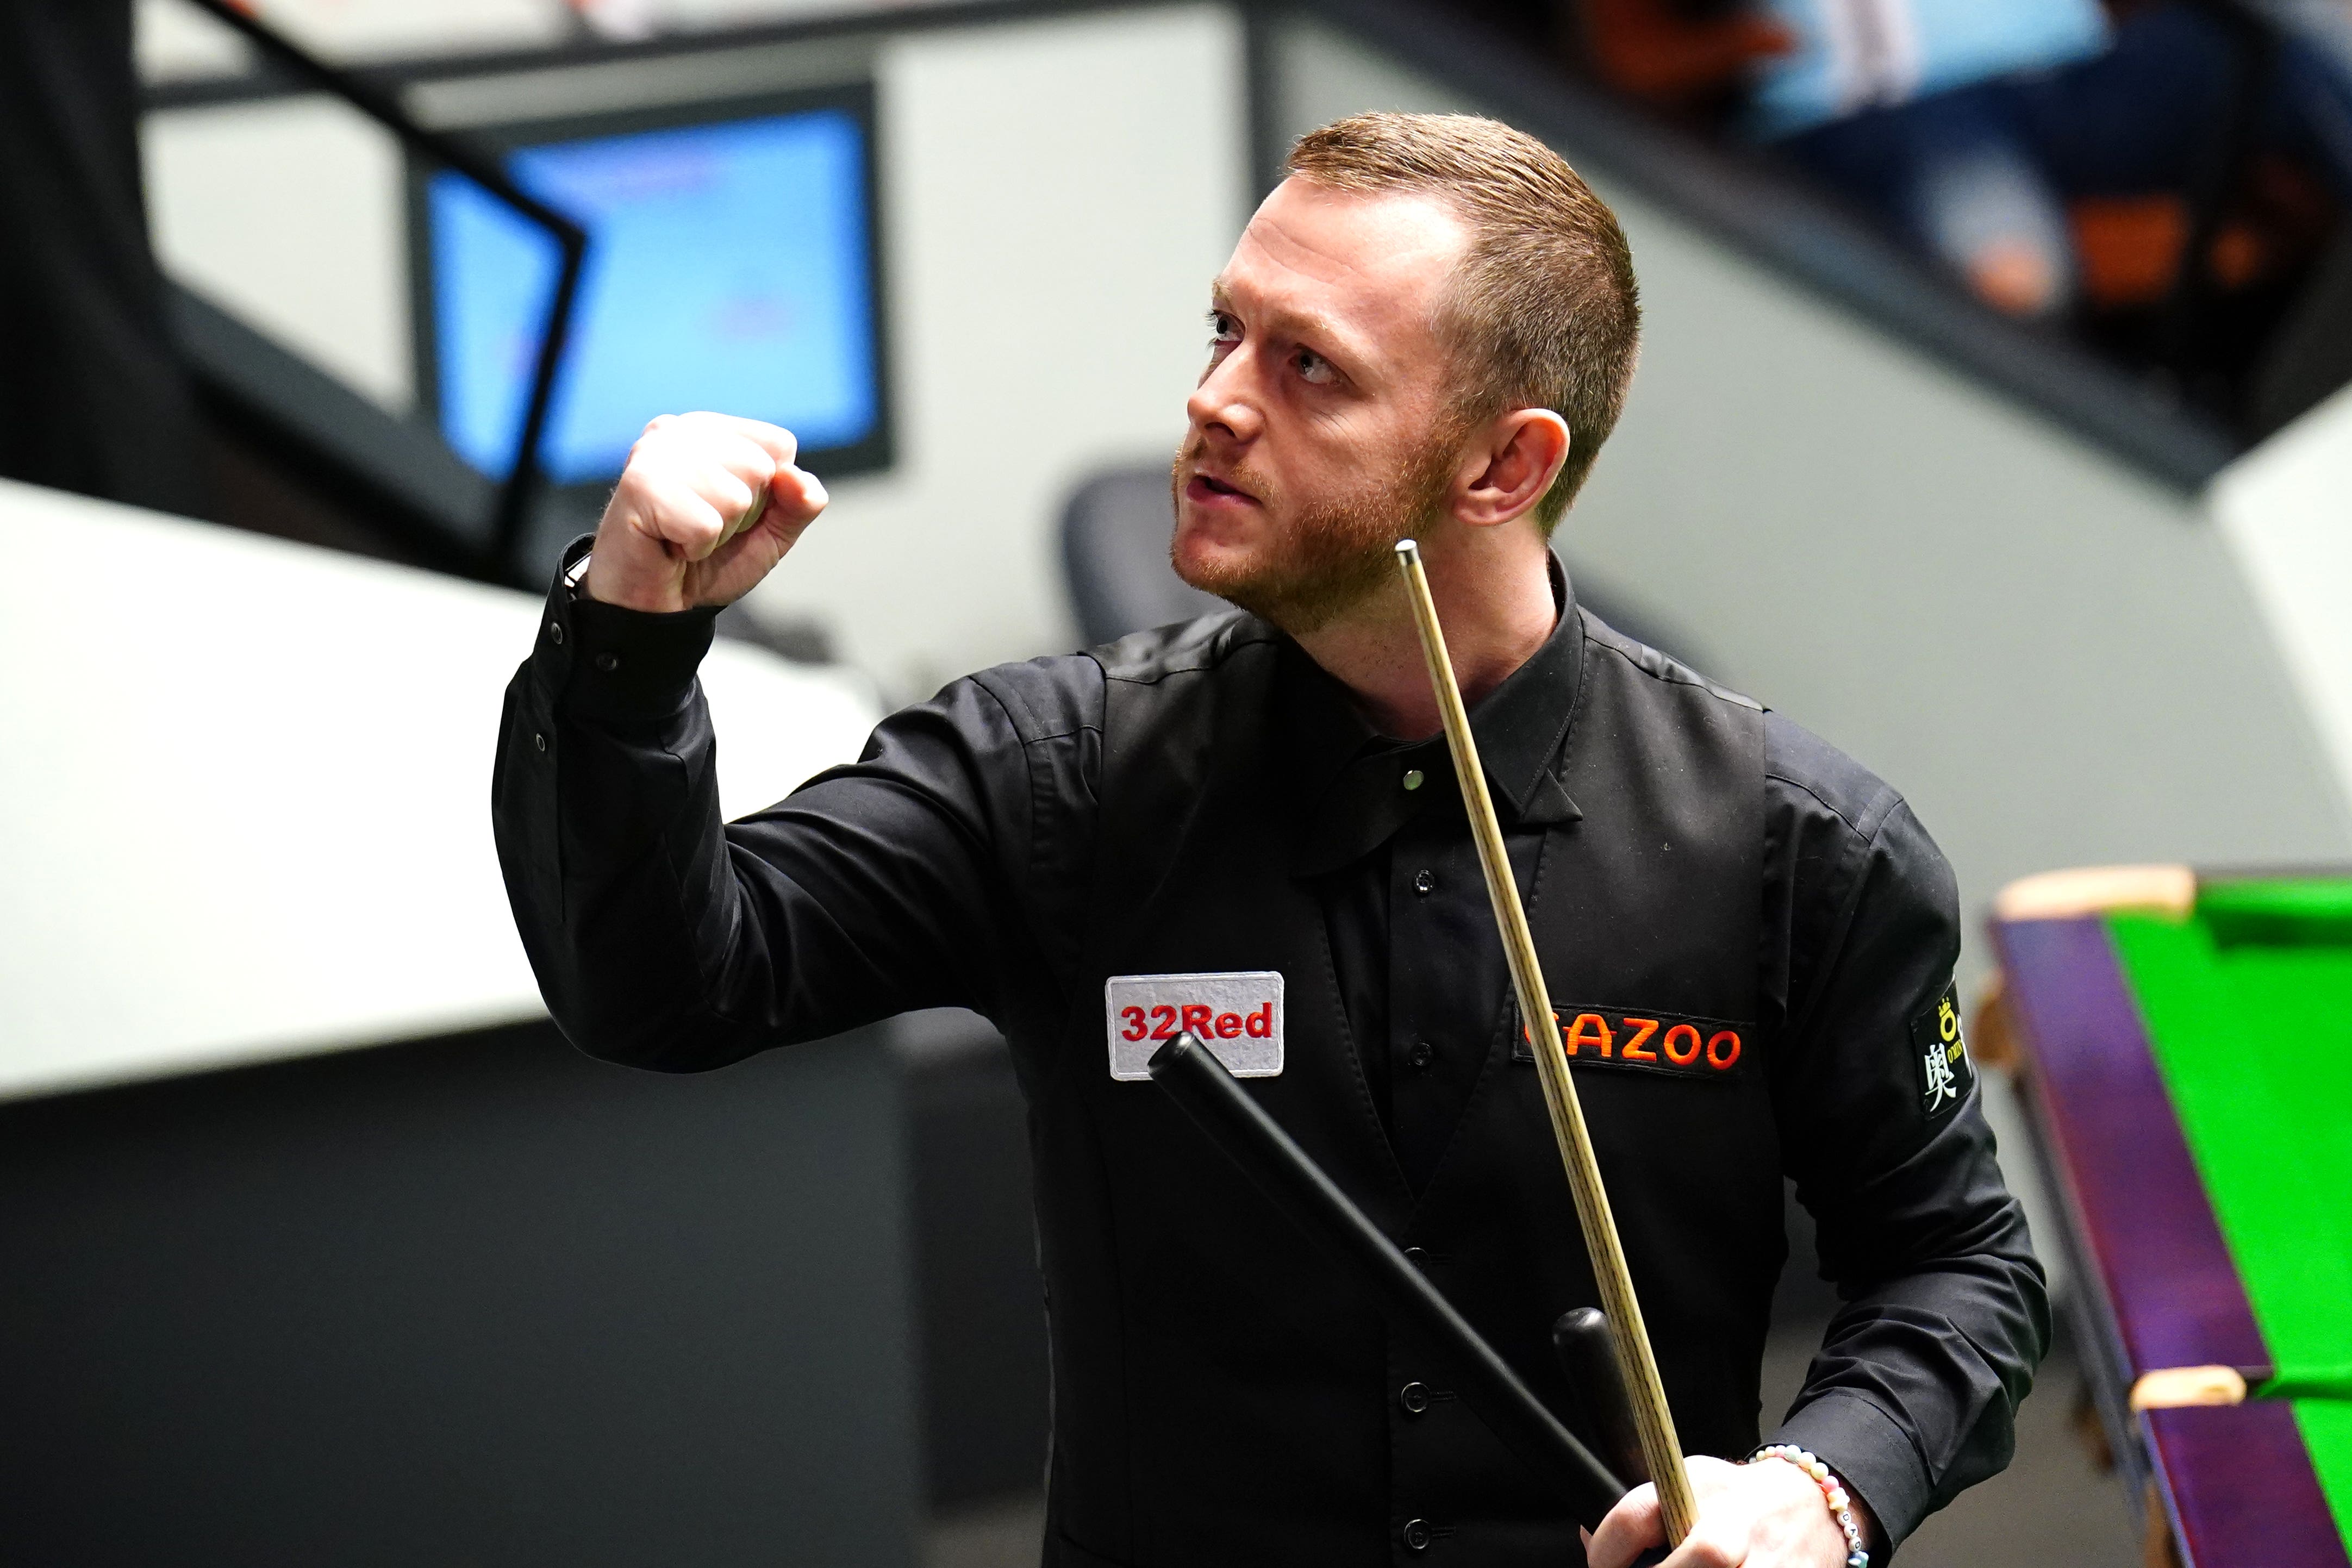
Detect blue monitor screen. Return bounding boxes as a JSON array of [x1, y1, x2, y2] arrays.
[[428, 107, 879, 484]]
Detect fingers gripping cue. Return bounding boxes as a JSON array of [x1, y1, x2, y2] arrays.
[[1392, 539, 1700, 1547]]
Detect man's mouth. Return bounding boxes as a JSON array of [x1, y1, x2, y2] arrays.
[[1187, 472, 1257, 504]]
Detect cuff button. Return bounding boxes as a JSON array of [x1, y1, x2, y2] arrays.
[[548, 622, 563, 644], [594, 653, 619, 672], [533, 732, 547, 753]]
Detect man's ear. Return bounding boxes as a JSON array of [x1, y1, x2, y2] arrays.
[[1454, 409, 1571, 529]]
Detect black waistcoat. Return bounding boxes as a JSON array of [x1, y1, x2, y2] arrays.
[[1028, 607, 1775, 1568]]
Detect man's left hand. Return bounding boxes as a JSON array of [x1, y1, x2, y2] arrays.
[[1583, 1454, 1871, 1567]]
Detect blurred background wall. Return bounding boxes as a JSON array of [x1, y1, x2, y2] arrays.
[[140, 2, 1251, 690]]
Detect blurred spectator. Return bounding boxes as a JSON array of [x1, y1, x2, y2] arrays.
[[1768, 2, 2352, 322], [1748, 0, 2110, 317], [1575, 0, 1793, 115], [1560, 0, 2352, 428]]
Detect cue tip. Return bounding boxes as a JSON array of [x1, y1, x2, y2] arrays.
[[1396, 538, 1420, 561]]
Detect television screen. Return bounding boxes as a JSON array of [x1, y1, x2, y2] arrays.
[[424, 97, 885, 486]]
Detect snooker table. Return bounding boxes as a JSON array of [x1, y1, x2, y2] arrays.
[[1987, 866, 2352, 1567]]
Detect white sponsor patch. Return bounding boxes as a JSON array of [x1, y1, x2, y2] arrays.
[[1104, 971, 1284, 1082]]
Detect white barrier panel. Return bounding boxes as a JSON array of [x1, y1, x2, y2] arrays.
[[2213, 382, 2352, 820], [0, 479, 877, 1100]]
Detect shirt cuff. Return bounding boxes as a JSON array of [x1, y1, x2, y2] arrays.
[[531, 535, 722, 724], [1765, 1389, 1930, 1558]]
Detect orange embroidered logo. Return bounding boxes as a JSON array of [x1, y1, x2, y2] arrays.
[[1515, 1007, 1747, 1077]]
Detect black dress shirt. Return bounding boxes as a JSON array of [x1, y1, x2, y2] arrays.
[[494, 540, 2048, 1551]]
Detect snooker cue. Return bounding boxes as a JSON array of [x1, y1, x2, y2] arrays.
[[1393, 538, 1700, 1545], [1146, 1032, 1634, 1529]]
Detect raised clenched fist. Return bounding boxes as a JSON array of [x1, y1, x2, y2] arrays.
[[583, 411, 830, 615]]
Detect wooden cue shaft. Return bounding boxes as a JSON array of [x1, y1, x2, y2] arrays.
[[1392, 539, 1699, 1545]]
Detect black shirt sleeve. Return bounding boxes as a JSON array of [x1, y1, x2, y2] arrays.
[[1758, 713, 2051, 1551], [492, 544, 1102, 1072]]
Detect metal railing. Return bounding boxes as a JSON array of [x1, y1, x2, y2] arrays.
[[180, 0, 589, 582]]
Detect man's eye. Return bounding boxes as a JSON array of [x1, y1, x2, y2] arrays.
[[1207, 311, 1240, 346], [1295, 347, 1335, 385]]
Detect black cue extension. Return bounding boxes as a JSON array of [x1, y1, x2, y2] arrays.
[[1555, 1307, 1650, 1490], [1146, 1030, 1631, 1530]]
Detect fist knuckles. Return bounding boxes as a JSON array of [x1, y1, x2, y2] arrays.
[[584, 410, 825, 611], [611, 412, 807, 553]]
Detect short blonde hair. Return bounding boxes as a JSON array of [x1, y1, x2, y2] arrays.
[[1284, 112, 1641, 529]]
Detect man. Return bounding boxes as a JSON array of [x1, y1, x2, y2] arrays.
[[494, 113, 2047, 1566]]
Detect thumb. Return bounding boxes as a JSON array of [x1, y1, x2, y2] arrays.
[[771, 463, 828, 522], [716, 465, 822, 554]]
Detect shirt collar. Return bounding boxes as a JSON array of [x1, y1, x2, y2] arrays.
[[1280, 554, 1585, 878]]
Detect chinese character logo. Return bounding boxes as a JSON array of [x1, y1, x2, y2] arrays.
[[1912, 984, 1970, 1120], [1922, 1039, 1960, 1112]]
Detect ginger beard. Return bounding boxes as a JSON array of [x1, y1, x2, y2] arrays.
[[1170, 414, 1468, 635]]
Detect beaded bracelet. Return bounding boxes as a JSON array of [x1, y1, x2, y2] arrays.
[[1749, 1444, 1869, 1568]]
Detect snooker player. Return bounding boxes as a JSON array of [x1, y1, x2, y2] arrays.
[[493, 113, 2049, 1566]]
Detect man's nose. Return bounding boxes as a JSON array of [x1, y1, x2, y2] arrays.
[[1186, 354, 1263, 446]]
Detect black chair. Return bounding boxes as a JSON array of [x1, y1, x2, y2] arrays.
[[1059, 467, 1224, 646]]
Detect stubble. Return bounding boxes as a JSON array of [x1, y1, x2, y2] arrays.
[[1170, 421, 1465, 635]]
